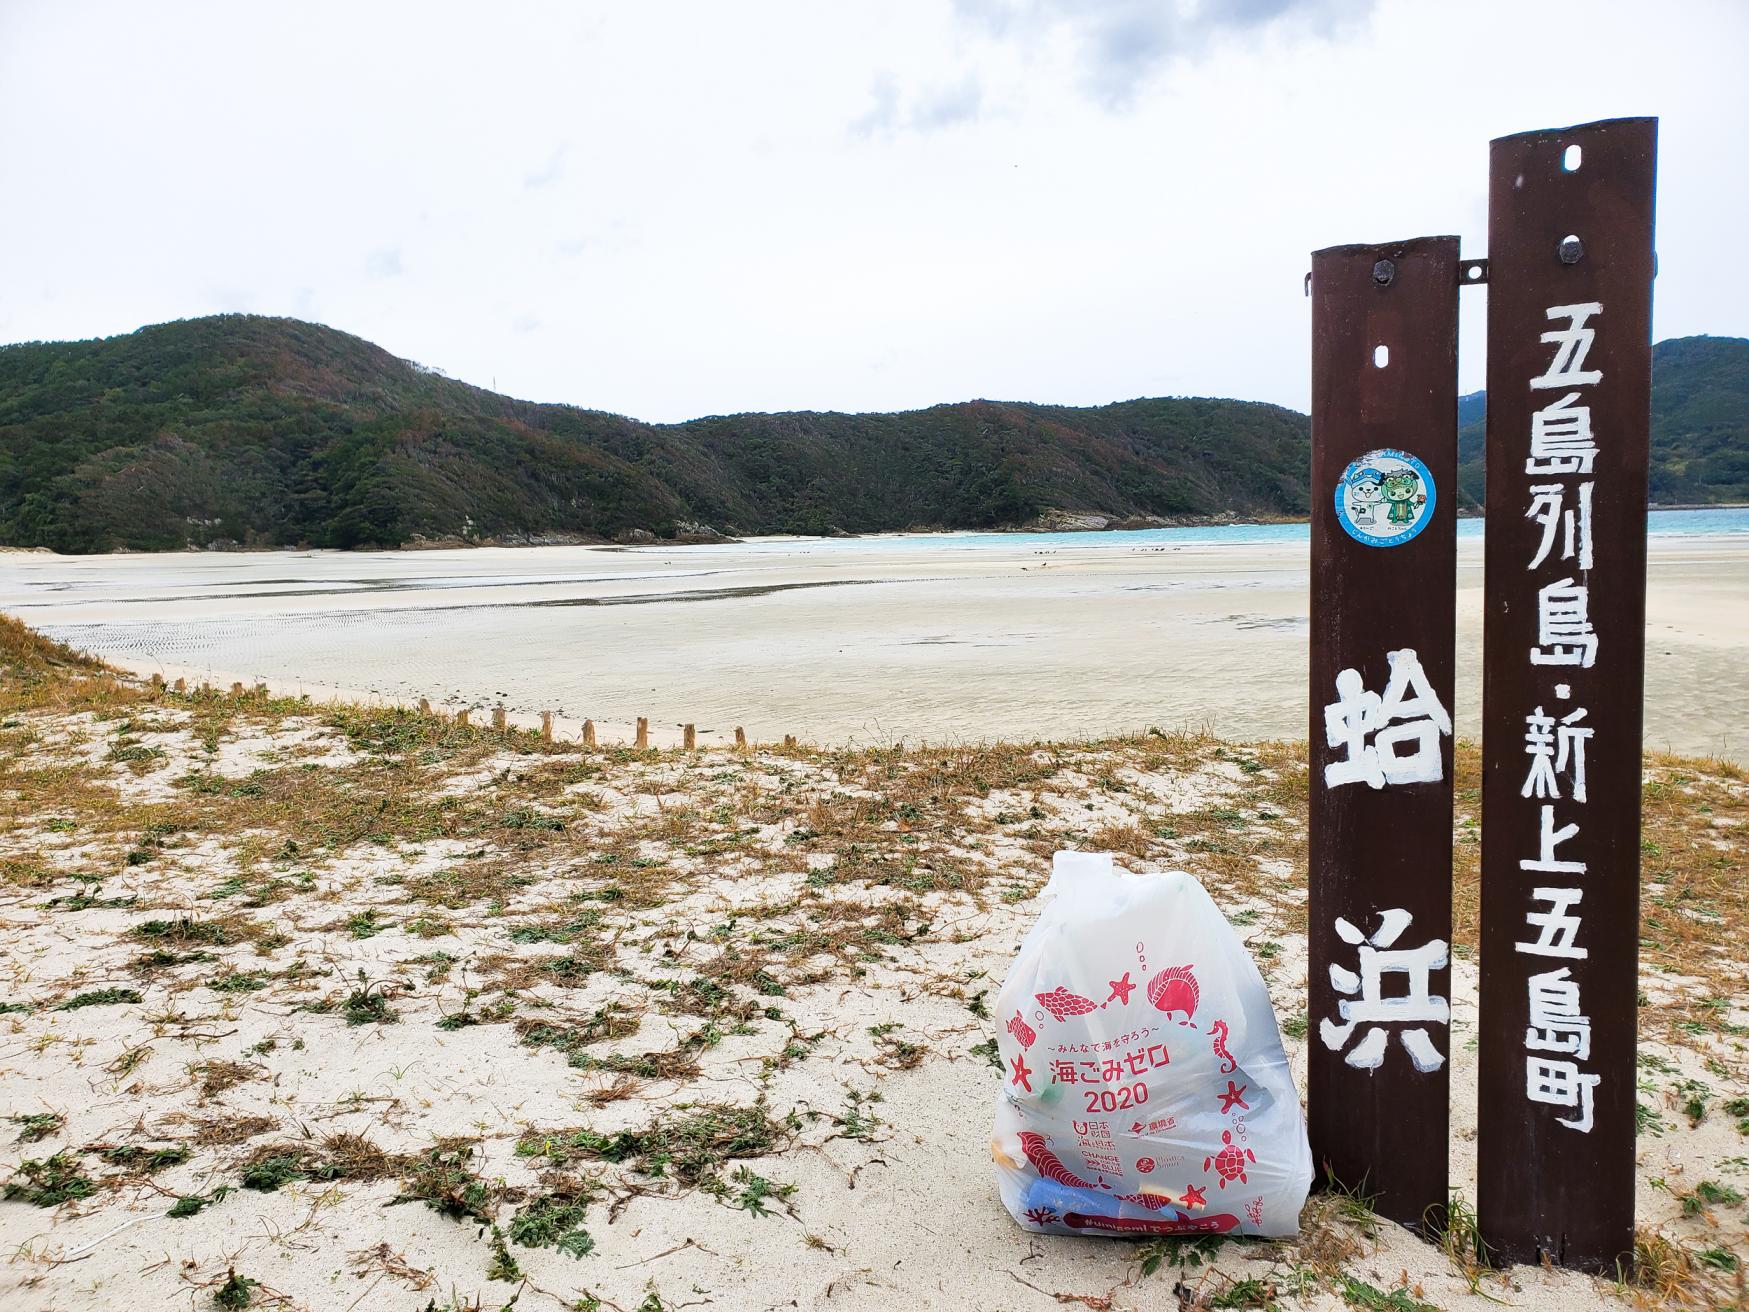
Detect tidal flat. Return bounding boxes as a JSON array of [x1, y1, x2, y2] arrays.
[[4, 515, 1746, 762]]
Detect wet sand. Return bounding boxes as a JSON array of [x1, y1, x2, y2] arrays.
[[3, 532, 1745, 760]]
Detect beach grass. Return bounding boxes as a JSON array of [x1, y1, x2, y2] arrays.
[[1, 617, 1744, 1311]]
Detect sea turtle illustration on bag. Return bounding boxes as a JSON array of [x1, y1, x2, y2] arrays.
[[1204, 1129, 1256, 1187]]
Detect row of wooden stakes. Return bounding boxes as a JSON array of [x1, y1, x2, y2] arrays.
[[145, 672, 800, 751]]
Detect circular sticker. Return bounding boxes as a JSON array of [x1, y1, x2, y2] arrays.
[[1334, 448, 1435, 547]]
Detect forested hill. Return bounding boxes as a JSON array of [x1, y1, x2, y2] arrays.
[[0, 316, 1311, 552], [1456, 334, 1749, 509], [3, 318, 1741, 551]]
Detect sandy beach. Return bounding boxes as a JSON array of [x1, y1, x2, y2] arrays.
[[3, 522, 1746, 761], [1, 628, 1744, 1311]]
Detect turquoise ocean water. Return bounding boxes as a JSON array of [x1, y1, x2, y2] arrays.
[[723, 505, 1749, 555]]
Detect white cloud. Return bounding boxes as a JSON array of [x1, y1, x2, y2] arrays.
[[952, 0, 1376, 108], [851, 72, 984, 138], [523, 143, 571, 190], [0, 0, 1744, 423], [849, 73, 903, 139], [911, 75, 984, 131]]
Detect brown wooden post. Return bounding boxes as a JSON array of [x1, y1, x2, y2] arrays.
[[491, 706, 506, 732], [149, 672, 164, 690], [734, 726, 747, 750], [582, 719, 597, 748], [173, 677, 186, 693], [418, 698, 431, 714], [540, 711, 553, 742], [783, 734, 796, 748], [1477, 116, 1656, 1273], [683, 723, 696, 750], [1308, 235, 1460, 1231], [231, 681, 244, 697], [456, 708, 470, 727], [635, 717, 649, 749]]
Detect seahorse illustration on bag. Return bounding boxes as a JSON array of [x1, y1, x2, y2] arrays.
[[1209, 1018, 1237, 1074]]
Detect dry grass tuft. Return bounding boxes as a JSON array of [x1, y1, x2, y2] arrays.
[[0, 613, 109, 679], [2, 613, 1743, 1310]]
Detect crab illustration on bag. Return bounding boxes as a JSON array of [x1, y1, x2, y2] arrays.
[[991, 852, 1313, 1238]]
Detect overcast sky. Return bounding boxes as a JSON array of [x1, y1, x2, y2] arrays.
[[3, 0, 1745, 422]]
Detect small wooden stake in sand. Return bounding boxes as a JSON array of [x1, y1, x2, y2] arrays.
[[149, 673, 164, 689], [635, 717, 649, 749], [456, 708, 471, 727], [582, 719, 597, 748], [231, 682, 244, 697], [418, 698, 431, 714], [491, 706, 506, 732], [540, 711, 553, 742], [683, 723, 696, 750], [173, 677, 186, 693], [734, 726, 747, 750], [784, 734, 797, 748]]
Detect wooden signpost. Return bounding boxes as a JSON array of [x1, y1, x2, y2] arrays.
[[1307, 237, 1460, 1229], [1307, 116, 1656, 1269], [1476, 117, 1657, 1272]]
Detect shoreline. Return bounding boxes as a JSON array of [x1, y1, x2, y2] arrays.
[[2, 502, 1745, 556], [6, 528, 1745, 764]]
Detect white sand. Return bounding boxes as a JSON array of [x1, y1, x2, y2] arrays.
[[4, 531, 1745, 761], [2, 700, 1745, 1310]]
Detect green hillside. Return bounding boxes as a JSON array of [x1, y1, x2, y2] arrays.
[[1456, 335, 1749, 509], [2, 318, 1741, 552], [0, 316, 1309, 552]]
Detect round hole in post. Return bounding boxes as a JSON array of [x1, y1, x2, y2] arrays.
[[1562, 143, 1582, 172], [1558, 234, 1584, 265], [1467, 263, 1483, 281], [1372, 344, 1390, 369]]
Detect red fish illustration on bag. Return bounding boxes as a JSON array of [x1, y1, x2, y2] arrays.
[[1017, 1131, 1095, 1190], [1147, 964, 1200, 1025], [1007, 1012, 1037, 1049], [1035, 986, 1097, 1022], [1114, 1190, 1174, 1211]]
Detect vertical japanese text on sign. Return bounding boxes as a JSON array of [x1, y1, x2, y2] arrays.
[[1307, 236, 1460, 1231], [1477, 117, 1656, 1273]]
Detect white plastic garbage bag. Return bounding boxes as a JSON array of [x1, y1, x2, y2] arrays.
[[992, 852, 1312, 1238]]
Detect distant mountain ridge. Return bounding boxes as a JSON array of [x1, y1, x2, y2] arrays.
[[1457, 335, 1749, 509], [0, 317, 1742, 552], [0, 316, 1309, 552]]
